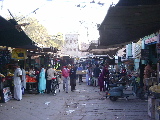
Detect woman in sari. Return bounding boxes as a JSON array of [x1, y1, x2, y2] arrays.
[[38, 65, 46, 94]]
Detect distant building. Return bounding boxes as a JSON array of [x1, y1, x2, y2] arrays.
[[60, 34, 88, 58]]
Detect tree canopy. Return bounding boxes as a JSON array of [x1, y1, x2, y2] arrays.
[[9, 15, 64, 49]]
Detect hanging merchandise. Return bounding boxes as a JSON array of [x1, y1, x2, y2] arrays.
[[0, 50, 11, 66], [11, 48, 27, 60]]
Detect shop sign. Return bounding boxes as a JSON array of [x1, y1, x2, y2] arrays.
[[145, 36, 158, 45], [141, 49, 149, 60], [11, 48, 27, 60]]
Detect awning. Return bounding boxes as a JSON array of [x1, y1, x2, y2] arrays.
[[87, 43, 121, 57], [42, 47, 59, 53], [15, 43, 41, 51], [116, 0, 160, 6], [42, 47, 54, 52], [98, 3, 160, 47], [0, 16, 15, 31], [0, 17, 33, 47]]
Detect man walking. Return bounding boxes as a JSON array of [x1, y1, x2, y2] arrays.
[[86, 66, 92, 85], [77, 64, 83, 83], [46, 65, 57, 94], [62, 65, 70, 93], [13, 64, 22, 101], [98, 64, 110, 91], [70, 64, 77, 92], [93, 64, 101, 87]]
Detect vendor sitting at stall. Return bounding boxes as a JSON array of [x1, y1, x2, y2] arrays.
[[29, 66, 35, 77]]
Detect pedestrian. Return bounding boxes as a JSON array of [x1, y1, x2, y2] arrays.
[[38, 65, 46, 94], [98, 64, 109, 91], [20, 65, 26, 95], [46, 65, 57, 94], [70, 64, 77, 92], [62, 65, 70, 93], [86, 66, 92, 85], [93, 64, 101, 87], [143, 61, 153, 91], [34, 67, 40, 93], [13, 64, 22, 101], [77, 64, 83, 83], [120, 66, 127, 83]]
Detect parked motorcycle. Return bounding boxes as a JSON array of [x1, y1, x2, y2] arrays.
[[106, 82, 135, 101]]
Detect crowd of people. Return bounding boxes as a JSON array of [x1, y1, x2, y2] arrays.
[[61, 63, 111, 93], [12, 62, 113, 101], [13, 60, 156, 101]]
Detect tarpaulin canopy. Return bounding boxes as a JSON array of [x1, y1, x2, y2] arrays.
[[98, 1, 160, 47], [0, 16, 33, 47], [0, 16, 15, 31], [116, 0, 160, 6]]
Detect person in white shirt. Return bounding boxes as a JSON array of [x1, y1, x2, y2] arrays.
[[46, 65, 57, 94], [13, 65, 22, 101], [20, 65, 26, 95]]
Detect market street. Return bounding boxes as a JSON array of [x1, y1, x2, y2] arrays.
[[0, 78, 152, 120]]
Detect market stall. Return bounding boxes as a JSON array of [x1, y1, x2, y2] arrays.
[[26, 74, 38, 94], [0, 49, 14, 102], [0, 72, 13, 103]]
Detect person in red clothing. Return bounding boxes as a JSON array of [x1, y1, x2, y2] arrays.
[[62, 65, 70, 93], [98, 64, 109, 91], [120, 67, 127, 83], [121, 67, 127, 76]]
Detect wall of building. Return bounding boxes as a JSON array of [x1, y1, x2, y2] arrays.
[[60, 34, 88, 58]]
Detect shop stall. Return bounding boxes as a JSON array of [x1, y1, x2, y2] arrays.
[[0, 70, 13, 103], [26, 72, 38, 94], [0, 49, 14, 102]]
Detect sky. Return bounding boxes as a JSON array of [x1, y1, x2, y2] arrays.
[[0, 0, 119, 42]]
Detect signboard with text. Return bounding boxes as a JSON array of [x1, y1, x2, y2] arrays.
[[145, 36, 158, 45]]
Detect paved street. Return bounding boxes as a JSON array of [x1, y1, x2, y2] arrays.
[[0, 78, 152, 120]]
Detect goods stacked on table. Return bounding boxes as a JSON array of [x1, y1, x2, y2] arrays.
[[149, 84, 160, 98], [26, 75, 37, 83], [26, 73, 38, 94], [0, 50, 11, 66], [76, 70, 86, 75]]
